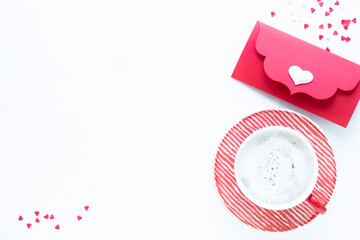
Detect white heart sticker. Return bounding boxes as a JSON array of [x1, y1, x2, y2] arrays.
[[288, 66, 314, 85]]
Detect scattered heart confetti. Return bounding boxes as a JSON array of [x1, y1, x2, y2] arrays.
[[326, 47, 331, 52], [353, 18, 357, 23], [311, 8, 315, 13], [319, 2, 324, 7], [319, 35, 324, 40], [329, 7, 334, 13], [304, 24, 309, 29], [271, 12, 276, 17], [334, 30, 338, 35], [325, 11, 330, 16], [335, 0, 339, 5], [18, 206, 90, 230], [328, 23, 332, 28], [341, 36, 346, 41], [346, 37, 351, 42], [319, 24, 324, 29]]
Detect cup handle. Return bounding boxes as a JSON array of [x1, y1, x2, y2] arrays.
[[306, 194, 326, 214]]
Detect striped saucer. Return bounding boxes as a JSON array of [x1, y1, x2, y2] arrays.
[[214, 109, 336, 232]]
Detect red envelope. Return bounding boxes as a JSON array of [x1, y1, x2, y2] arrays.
[[232, 21, 360, 127]]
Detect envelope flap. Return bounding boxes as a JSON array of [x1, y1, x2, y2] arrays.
[[255, 22, 360, 100]]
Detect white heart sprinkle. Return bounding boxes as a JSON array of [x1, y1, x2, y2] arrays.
[[288, 66, 314, 85]]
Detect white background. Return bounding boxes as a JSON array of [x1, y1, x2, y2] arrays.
[[0, 0, 360, 239]]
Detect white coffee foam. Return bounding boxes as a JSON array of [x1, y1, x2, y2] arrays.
[[236, 128, 315, 206]]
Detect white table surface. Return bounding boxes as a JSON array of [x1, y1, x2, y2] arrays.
[[1, 0, 360, 239]]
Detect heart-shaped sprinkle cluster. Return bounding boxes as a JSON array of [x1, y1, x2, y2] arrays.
[[18, 205, 90, 231], [271, 0, 357, 51]]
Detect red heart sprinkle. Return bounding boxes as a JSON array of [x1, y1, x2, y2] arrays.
[[333, 30, 338, 35], [326, 47, 330, 52], [319, 24, 324, 29], [319, 2, 324, 7], [77, 215, 82, 221], [35, 218, 40, 223], [342, 19, 351, 30], [319, 35, 324, 40], [18, 216, 23, 221], [44, 214, 49, 219], [353, 18, 357, 23], [271, 12, 275, 17], [329, 7, 334, 12], [84, 206, 89, 211], [335, 0, 339, 5], [328, 23, 332, 28], [50, 214, 54, 220], [346, 37, 351, 42], [27, 223, 32, 229], [34, 211, 39, 216], [317, 0, 321, 2], [311, 8, 315, 13], [341, 36, 346, 41], [304, 24, 309, 29], [55, 224, 60, 230], [325, 11, 330, 16]]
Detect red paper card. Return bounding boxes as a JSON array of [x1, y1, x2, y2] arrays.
[[232, 22, 360, 127]]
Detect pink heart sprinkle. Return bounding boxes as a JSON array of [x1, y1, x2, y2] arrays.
[[353, 18, 357, 23], [34, 211, 39, 216], [319, 2, 324, 7], [18, 216, 23, 221], [333, 30, 338, 35], [84, 206, 89, 211], [328, 23, 332, 28], [311, 8, 316, 13], [342, 19, 351, 30], [341, 36, 346, 41], [50, 215, 54, 220], [329, 7, 334, 12], [317, 0, 321, 2], [77, 215, 82, 221], [319, 35, 324, 40], [335, 0, 339, 5], [271, 12, 275, 17], [35, 218, 40, 223], [304, 24, 309, 29], [319, 24, 324, 29], [346, 37, 351, 42], [44, 214, 49, 219], [326, 47, 331, 52], [55, 224, 60, 230], [325, 11, 330, 16], [27, 223, 32, 229]]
